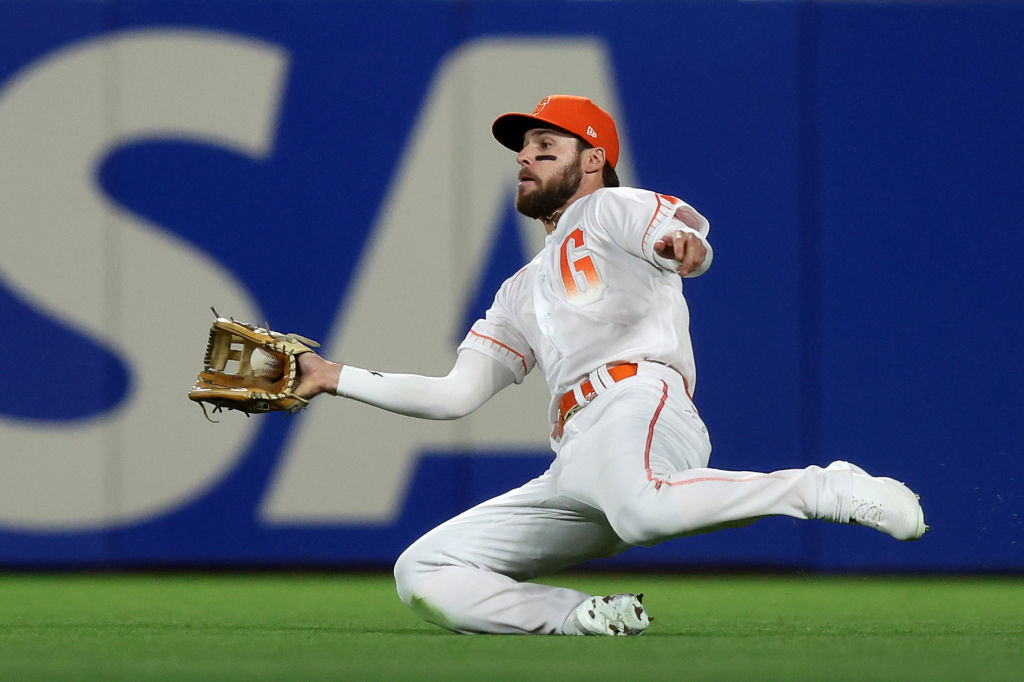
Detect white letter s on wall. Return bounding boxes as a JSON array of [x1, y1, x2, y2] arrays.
[[0, 30, 287, 530]]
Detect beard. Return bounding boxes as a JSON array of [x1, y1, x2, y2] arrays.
[[515, 160, 583, 220]]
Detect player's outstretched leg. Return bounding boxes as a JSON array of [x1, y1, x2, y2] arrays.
[[831, 461, 928, 541], [557, 369, 928, 545]]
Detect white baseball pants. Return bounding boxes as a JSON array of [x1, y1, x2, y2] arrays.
[[393, 362, 852, 634]]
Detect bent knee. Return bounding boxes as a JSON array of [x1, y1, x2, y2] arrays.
[[392, 547, 466, 632], [393, 542, 461, 606], [393, 545, 428, 605]]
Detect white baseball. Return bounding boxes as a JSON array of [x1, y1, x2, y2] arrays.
[[250, 346, 283, 378]]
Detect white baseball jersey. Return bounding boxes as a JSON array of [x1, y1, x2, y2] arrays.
[[458, 187, 710, 420]]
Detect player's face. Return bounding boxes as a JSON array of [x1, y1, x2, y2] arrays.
[[515, 129, 583, 220]]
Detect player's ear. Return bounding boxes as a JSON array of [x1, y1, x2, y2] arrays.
[[583, 147, 606, 174]]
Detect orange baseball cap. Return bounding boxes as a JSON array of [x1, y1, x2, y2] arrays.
[[492, 95, 620, 168]]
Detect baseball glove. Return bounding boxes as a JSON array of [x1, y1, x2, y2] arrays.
[[188, 308, 320, 421]]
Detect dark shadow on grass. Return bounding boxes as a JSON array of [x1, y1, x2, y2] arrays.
[[3, 623, 446, 636]]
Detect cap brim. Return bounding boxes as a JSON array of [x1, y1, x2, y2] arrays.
[[492, 113, 574, 154]]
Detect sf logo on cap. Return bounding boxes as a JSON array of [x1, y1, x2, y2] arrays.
[[533, 96, 550, 114]]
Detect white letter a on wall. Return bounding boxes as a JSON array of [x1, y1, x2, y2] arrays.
[[261, 37, 633, 523]]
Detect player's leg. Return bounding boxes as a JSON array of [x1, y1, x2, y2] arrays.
[[393, 466, 630, 635], [558, 363, 925, 546]]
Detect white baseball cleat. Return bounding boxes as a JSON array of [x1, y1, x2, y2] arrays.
[[841, 462, 928, 541], [570, 593, 652, 636]]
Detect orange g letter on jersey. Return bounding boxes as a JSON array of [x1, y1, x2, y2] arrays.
[[559, 227, 605, 305]]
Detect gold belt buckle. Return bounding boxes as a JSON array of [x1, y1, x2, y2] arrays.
[[563, 402, 584, 423]]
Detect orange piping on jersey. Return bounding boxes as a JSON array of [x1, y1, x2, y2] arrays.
[[640, 193, 679, 256], [468, 329, 529, 374], [509, 264, 530, 283], [644, 382, 672, 490], [643, 381, 771, 490]]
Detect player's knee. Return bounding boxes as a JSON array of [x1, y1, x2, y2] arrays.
[[393, 546, 466, 632], [393, 545, 427, 606], [393, 542, 455, 607]]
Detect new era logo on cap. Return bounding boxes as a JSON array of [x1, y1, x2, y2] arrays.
[[491, 94, 620, 168]]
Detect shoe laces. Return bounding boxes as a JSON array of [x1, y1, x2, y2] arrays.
[[849, 496, 885, 528]]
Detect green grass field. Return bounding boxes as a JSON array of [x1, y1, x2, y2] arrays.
[[0, 573, 1020, 681]]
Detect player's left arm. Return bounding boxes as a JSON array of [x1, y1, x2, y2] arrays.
[[652, 218, 713, 277], [596, 188, 713, 278]]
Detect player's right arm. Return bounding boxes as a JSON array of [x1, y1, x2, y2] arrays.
[[296, 349, 515, 420], [296, 267, 535, 419]]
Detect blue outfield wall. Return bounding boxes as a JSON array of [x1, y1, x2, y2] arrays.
[[0, 1, 1021, 571]]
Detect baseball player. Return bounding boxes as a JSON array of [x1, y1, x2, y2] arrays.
[[296, 95, 927, 635]]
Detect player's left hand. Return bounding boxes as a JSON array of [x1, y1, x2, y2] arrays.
[[654, 229, 707, 276]]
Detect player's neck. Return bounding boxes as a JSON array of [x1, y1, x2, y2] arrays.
[[542, 184, 600, 234], [541, 209, 564, 233]]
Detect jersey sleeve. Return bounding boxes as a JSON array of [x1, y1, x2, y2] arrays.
[[593, 187, 713, 277], [335, 350, 515, 420], [457, 270, 536, 384]]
